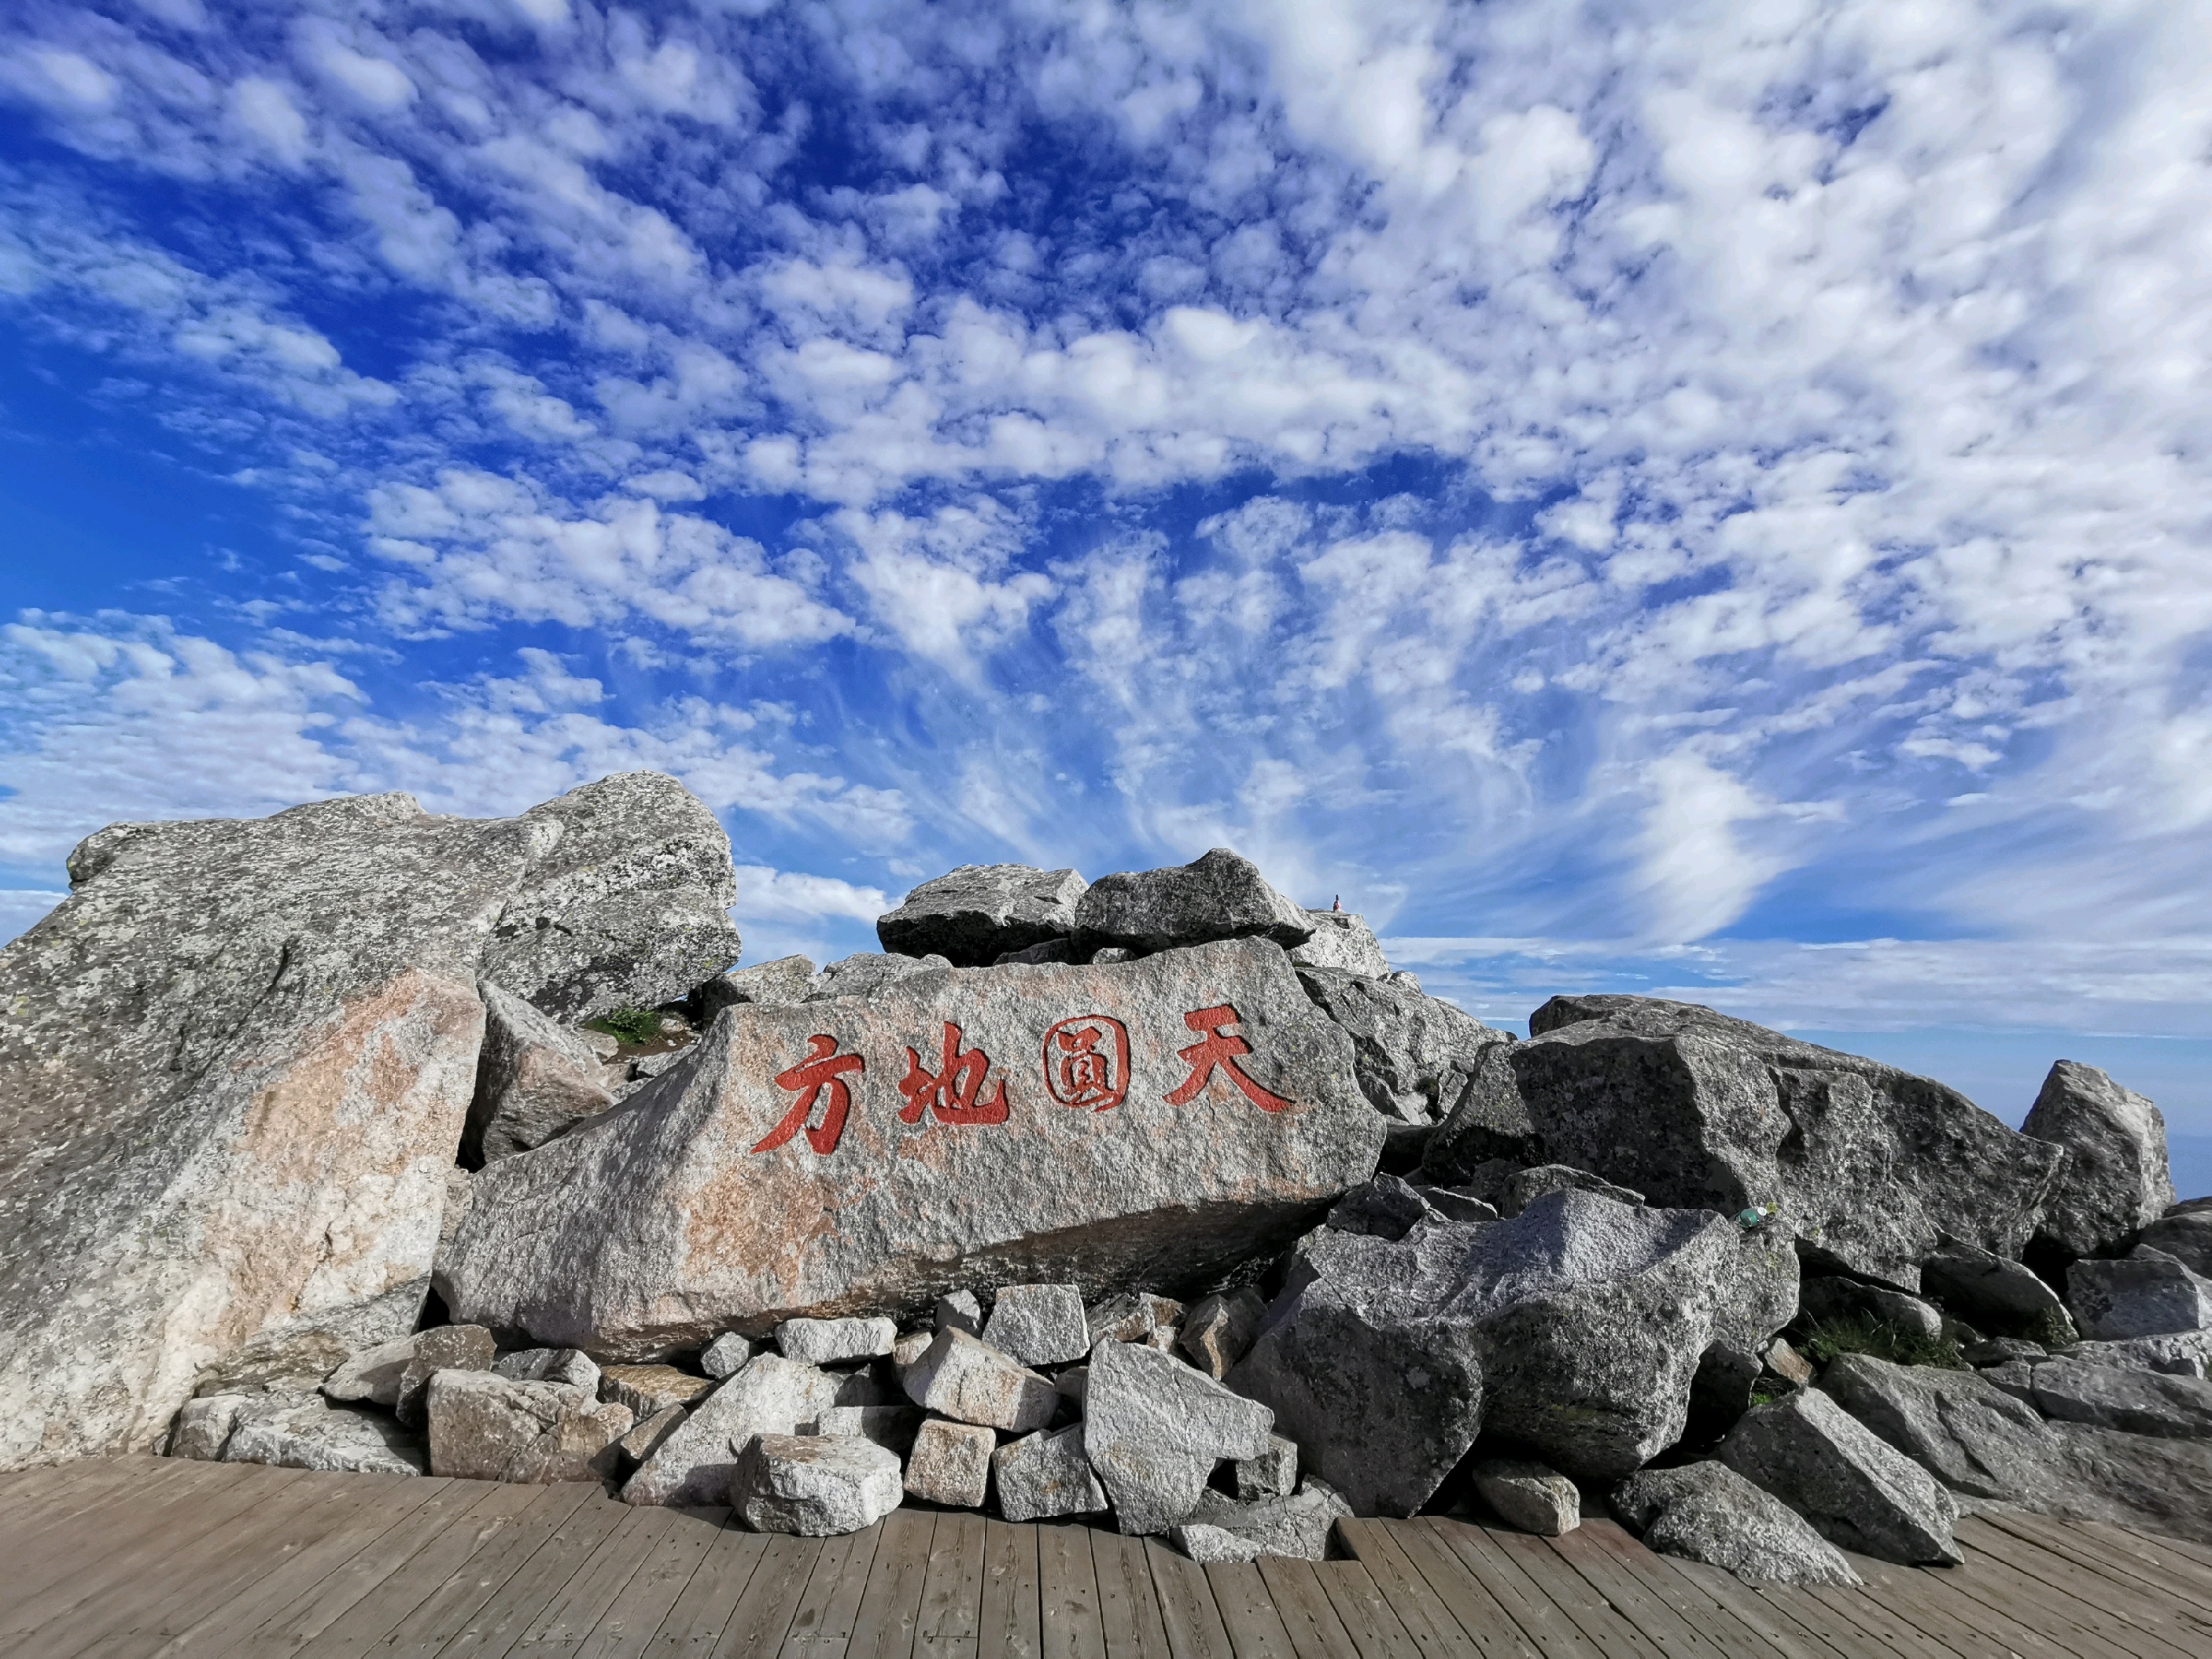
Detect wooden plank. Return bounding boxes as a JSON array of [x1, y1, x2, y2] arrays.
[[2117, 1525, 2212, 1570], [1091, 1533, 1172, 1659], [1930, 1535, 2180, 1659], [1035, 1525, 1104, 1659], [850, 1512, 938, 1659], [1414, 1522, 1598, 1659], [1, 1457, 253, 1609], [1339, 1521, 1513, 1659], [1255, 1558, 1362, 1659], [1381, 1521, 1539, 1659], [1476, 1528, 1661, 1659], [1307, 1563, 1422, 1659], [916, 1514, 989, 1659], [1143, 1539, 1231, 1659], [1811, 1553, 2076, 1659], [977, 1523, 1042, 1659], [1201, 1562, 1296, 1659], [650, 1519, 770, 1656], [1536, 1526, 1735, 1659], [1954, 1518, 2205, 1657], [511, 1506, 684, 1656], [436, 1486, 636, 1657], [1978, 1513, 2212, 1621], [717, 1535, 827, 1659], [1628, 1551, 1859, 1659], [782, 1523, 885, 1659], [573, 1508, 730, 1659]]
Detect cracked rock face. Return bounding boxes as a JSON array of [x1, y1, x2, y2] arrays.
[[441, 938, 1384, 1357], [1611, 1462, 1861, 1587], [1294, 968, 1510, 1125], [2022, 1060, 2176, 1262]]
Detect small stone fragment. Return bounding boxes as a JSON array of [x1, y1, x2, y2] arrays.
[[222, 1395, 427, 1477], [1183, 1480, 1351, 1559], [994, 1425, 1108, 1521], [599, 1364, 716, 1418], [893, 1330, 935, 1369], [936, 1292, 986, 1336], [700, 1333, 756, 1381], [1086, 1293, 1181, 1346], [777, 1316, 898, 1365], [171, 1395, 246, 1461], [493, 1347, 601, 1392], [905, 1418, 997, 1507], [901, 1329, 1058, 1432], [1762, 1340, 1815, 1388], [732, 1434, 904, 1535], [983, 1285, 1091, 1367], [1178, 1288, 1266, 1380], [1473, 1459, 1580, 1535], [1236, 1435, 1300, 1500], [618, 1404, 688, 1468], [323, 1324, 496, 1427], [621, 1354, 841, 1507], [1328, 1174, 1436, 1241], [1172, 1524, 1265, 1563], [426, 1370, 633, 1483]]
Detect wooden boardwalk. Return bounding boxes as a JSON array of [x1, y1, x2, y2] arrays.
[[2, 1457, 2206, 1658]]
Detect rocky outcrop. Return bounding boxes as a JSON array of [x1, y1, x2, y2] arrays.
[[1720, 1385, 1961, 1565], [1074, 849, 1313, 957], [2069, 1248, 2212, 1340], [2022, 1060, 2175, 1261], [1293, 968, 1510, 1126], [463, 985, 617, 1167], [1611, 1462, 1860, 1586], [1288, 912, 1390, 977], [441, 938, 1382, 1355], [876, 866, 1086, 967], [2139, 1208, 2212, 1277], [1425, 996, 2064, 1290], [1920, 1242, 2073, 1338]]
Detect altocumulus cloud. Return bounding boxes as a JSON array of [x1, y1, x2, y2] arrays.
[[1, 0, 2210, 1071]]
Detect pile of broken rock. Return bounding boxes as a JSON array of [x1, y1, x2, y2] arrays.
[[2, 775, 2208, 1587]]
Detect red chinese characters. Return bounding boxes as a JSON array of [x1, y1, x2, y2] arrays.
[[754, 1034, 865, 1156], [1163, 1004, 1293, 1113], [1041, 1015, 1131, 1112], [898, 1022, 1012, 1126]]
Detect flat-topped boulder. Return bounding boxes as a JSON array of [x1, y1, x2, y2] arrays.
[[876, 865, 1086, 966], [1075, 849, 1313, 956], [441, 938, 1384, 1356]]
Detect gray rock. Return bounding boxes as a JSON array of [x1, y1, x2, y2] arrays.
[[1764, 1339, 1816, 1388], [1086, 1292, 1182, 1347], [1799, 1277, 1945, 1344], [1236, 1435, 1299, 1500], [2039, 1422, 2212, 1545], [2139, 1209, 2212, 1277], [1417, 1186, 1502, 1225], [996, 940, 1080, 968], [1719, 1385, 1961, 1564], [1089, 948, 1141, 965], [1710, 1225, 1803, 1376], [1084, 1336, 1274, 1534], [700, 1333, 756, 1381], [222, 1395, 427, 1477], [493, 1347, 601, 1392], [2026, 1356, 2212, 1439], [1290, 911, 1391, 977], [936, 1292, 987, 1336], [698, 956, 818, 1012], [2022, 1060, 2177, 1260], [442, 938, 1382, 1356], [617, 1404, 688, 1469], [1296, 968, 1509, 1124], [1611, 1462, 1861, 1586], [319, 1325, 496, 1427], [192, 1279, 430, 1399], [904, 1417, 997, 1506], [1418, 1047, 1545, 1179], [877, 866, 1088, 968], [894, 1330, 935, 1369], [803, 952, 955, 1002], [1074, 849, 1314, 956], [1504, 1165, 1649, 1217], [1959, 1337, 2048, 1367], [426, 1370, 633, 1482], [1328, 1174, 1438, 1240], [1182, 1480, 1351, 1559], [1054, 1366, 1089, 1407], [599, 1364, 717, 1418], [1921, 1242, 2073, 1339], [815, 1404, 922, 1454], [1473, 1460, 1580, 1535], [994, 1425, 1108, 1521], [1426, 996, 2065, 1292], [1171, 1524, 1265, 1563], [1179, 1289, 1267, 1380], [1980, 1359, 2041, 1403], [984, 1285, 1091, 1368], [171, 1394, 248, 1462], [621, 1354, 841, 1506], [902, 1330, 1058, 1432], [778, 1317, 898, 1365], [732, 1434, 903, 1535], [2066, 1330, 2212, 1378], [464, 984, 616, 1167], [2070, 1247, 2212, 1339]]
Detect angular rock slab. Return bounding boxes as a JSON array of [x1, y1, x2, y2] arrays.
[[1720, 1386, 1961, 1565], [223, 1395, 428, 1477], [1075, 849, 1314, 955], [1289, 911, 1390, 977], [904, 1418, 996, 1507], [444, 938, 1383, 1355], [778, 1317, 897, 1365], [994, 1425, 1108, 1521], [1473, 1460, 1580, 1535], [1180, 1288, 1267, 1379], [876, 865, 1086, 967], [0, 773, 737, 1471], [426, 1370, 633, 1482], [1183, 1482, 1351, 1559], [2069, 1247, 2212, 1340], [985, 1285, 1090, 1367], [1084, 1336, 1274, 1535], [1432, 996, 2066, 1291], [2138, 1208, 2212, 1277], [622, 1354, 841, 1506], [732, 1434, 903, 1535], [465, 984, 616, 1167], [1612, 1462, 1861, 1586], [2025, 1356, 2212, 1440], [903, 1330, 1058, 1432], [2022, 1060, 2176, 1260], [1295, 968, 1509, 1124]]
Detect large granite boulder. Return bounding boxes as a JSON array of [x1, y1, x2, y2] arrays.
[[1719, 1386, 1961, 1565], [1289, 912, 1390, 977], [1083, 1336, 1275, 1534], [732, 1434, 903, 1535], [2138, 1208, 2212, 1277], [1425, 996, 2064, 1290], [2022, 1060, 2175, 1261], [1610, 1462, 1860, 1586], [463, 983, 617, 1167], [441, 938, 1383, 1356], [0, 774, 735, 1470], [1920, 1241, 2072, 1338], [1074, 849, 1313, 956], [1294, 967, 1511, 1125], [876, 865, 1086, 966], [2069, 1247, 2212, 1340], [2022, 1355, 2212, 1440]]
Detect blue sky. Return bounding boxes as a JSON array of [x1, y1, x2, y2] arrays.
[[2, 2, 2208, 1182]]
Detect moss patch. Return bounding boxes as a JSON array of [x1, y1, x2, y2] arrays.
[[586, 1007, 662, 1047], [1798, 1311, 1967, 1372]]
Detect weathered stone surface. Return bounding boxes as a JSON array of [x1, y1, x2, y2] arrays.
[[994, 1425, 1108, 1521], [701, 1334, 757, 1381], [193, 1279, 429, 1399], [621, 1353, 841, 1506], [1961, 1337, 2047, 1367], [1085, 1336, 1274, 1535], [2041, 1423, 2212, 1545], [1920, 1242, 2072, 1338], [732, 1434, 903, 1535], [2066, 1331, 2212, 1378], [1296, 968, 1509, 1125], [2026, 1356, 2212, 1439], [1075, 849, 1313, 956], [1764, 1340, 1816, 1387], [1180, 1289, 1268, 1380], [904, 1418, 997, 1506], [321, 1325, 495, 1428], [2022, 1060, 2176, 1261], [1611, 1462, 1861, 1586], [1710, 1224, 1802, 1377], [1720, 1386, 1961, 1565], [1426, 997, 2064, 1292], [171, 1395, 247, 1461], [1418, 1048, 1545, 1180], [1502, 1166, 1647, 1218], [985, 1285, 1091, 1367], [2138, 1210, 2212, 1277], [426, 1370, 632, 1482], [699, 956, 819, 1012], [1799, 1277, 1944, 1344], [903, 1330, 1057, 1432], [816, 1403, 922, 1453], [618, 1404, 688, 1468], [599, 1364, 716, 1418], [443, 939, 1382, 1356], [1236, 1435, 1299, 1500], [997, 940, 1079, 968], [1085, 1292, 1181, 1346], [1418, 1185, 1502, 1225], [804, 952, 955, 1002], [1182, 1481, 1351, 1559], [1054, 1366, 1089, 1407], [2070, 1248, 2212, 1340], [1289, 912, 1390, 977], [223, 1395, 427, 1477], [465, 984, 616, 1167], [877, 866, 1087, 968], [1171, 1524, 1265, 1563], [0, 774, 740, 1471], [493, 1347, 600, 1392], [937, 1292, 987, 1336], [894, 1330, 935, 1369], [1473, 1460, 1580, 1535], [1327, 1174, 1437, 1240], [778, 1317, 898, 1365]]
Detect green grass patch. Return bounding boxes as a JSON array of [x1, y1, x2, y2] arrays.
[[586, 1007, 663, 1046], [1798, 1311, 1967, 1371], [1748, 1376, 1797, 1407]]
